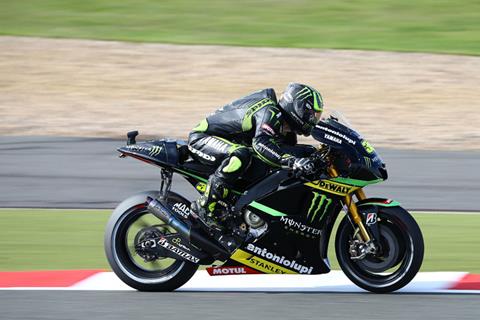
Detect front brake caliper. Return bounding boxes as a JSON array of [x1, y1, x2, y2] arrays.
[[349, 240, 377, 260]]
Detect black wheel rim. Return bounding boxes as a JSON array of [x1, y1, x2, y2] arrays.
[[339, 214, 414, 288], [112, 205, 185, 281]]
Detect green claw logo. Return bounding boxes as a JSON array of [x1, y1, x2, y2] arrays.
[[149, 146, 163, 156], [364, 156, 372, 167], [307, 192, 332, 223], [296, 87, 313, 101]]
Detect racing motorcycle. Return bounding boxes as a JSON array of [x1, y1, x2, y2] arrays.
[[104, 113, 424, 293]]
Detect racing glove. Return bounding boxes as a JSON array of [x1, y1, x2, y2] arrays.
[[292, 157, 316, 175], [281, 156, 316, 175]]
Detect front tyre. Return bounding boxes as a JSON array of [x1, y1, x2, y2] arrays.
[[105, 192, 198, 291], [335, 206, 424, 293]]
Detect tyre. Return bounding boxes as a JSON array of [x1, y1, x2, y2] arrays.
[[105, 192, 198, 291], [335, 206, 424, 293]]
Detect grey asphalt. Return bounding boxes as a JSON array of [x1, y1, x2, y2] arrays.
[[0, 291, 478, 320], [1, 136, 479, 210]]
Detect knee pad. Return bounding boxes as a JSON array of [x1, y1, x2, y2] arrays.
[[228, 147, 252, 170]]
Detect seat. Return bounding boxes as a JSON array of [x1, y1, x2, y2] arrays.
[[181, 161, 216, 177]]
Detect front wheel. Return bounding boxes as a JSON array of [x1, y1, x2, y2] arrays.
[[335, 206, 424, 293], [104, 192, 198, 291]]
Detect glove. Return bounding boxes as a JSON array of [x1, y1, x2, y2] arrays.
[[292, 157, 316, 175], [280, 156, 315, 176]]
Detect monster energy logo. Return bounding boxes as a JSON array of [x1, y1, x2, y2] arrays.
[[295, 87, 323, 111], [149, 146, 163, 156], [296, 87, 313, 101], [364, 156, 372, 167], [307, 192, 332, 223]]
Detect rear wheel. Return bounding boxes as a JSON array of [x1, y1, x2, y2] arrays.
[[335, 206, 424, 293], [105, 193, 198, 291]]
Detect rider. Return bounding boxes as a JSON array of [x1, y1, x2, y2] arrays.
[[188, 83, 325, 225]]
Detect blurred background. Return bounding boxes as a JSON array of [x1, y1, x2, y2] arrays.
[[0, 0, 479, 278]]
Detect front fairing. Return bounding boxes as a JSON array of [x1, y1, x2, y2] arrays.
[[312, 115, 387, 183]]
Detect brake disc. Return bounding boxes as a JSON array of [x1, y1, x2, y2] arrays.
[[356, 225, 400, 273]]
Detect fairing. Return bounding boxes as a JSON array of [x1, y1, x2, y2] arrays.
[[117, 139, 182, 168], [312, 111, 388, 184]]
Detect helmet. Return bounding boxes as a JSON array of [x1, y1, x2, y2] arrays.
[[278, 83, 324, 136]]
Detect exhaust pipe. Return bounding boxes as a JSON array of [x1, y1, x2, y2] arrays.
[[146, 197, 229, 259]]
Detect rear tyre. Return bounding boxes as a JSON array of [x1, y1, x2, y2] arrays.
[[335, 206, 424, 293], [105, 192, 198, 291]]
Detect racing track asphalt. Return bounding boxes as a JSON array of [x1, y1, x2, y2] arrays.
[[0, 291, 479, 320], [0, 136, 479, 211]]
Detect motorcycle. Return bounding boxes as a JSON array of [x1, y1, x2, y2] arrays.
[[104, 112, 424, 293]]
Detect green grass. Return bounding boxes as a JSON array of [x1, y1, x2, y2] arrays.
[[0, 208, 479, 272], [1, 0, 480, 55], [0, 209, 111, 271]]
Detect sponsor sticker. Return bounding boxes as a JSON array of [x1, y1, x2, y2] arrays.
[[364, 156, 372, 167], [280, 216, 321, 237], [196, 182, 207, 193], [254, 142, 282, 159], [361, 140, 375, 154], [172, 202, 191, 219], [206, 266, 259, 276], [245, 99, 273, 118], [261, 123, 276, 136], [171, 237, 192, 252], [305, 180, 358, 196], [230, 250, 293, 274], [157, 238, 200, 263], [230, 244, 314, 274], [324, 133, 342, 144], [125, 145, 150, 152], [124, 144, 163, 156], [365, 212, 377, 226], [317, 125, 357, 145], [148, 146, 163, 156], [188, 145, 216, 162], [204, 137, 230, 153], [306, 192, 332, 223]]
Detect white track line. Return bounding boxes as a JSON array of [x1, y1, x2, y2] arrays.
[[5, 271, 479, 294], [412, 211, 480, 215]]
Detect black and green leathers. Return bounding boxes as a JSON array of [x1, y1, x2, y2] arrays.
[[188, 88, 315, 221], [188, 88, 295, 168]]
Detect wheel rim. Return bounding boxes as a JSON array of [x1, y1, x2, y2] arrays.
[[356, 224, 401, 273], [339, 215, 415, 288], [111, 205, 186, 284]]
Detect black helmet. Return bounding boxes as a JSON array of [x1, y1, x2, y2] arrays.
[[278, 83, 324, 136]]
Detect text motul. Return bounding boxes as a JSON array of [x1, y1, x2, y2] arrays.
[[212, 267, 247, 275]]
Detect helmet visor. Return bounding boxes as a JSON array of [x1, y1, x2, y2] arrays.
[[305, 109, 322, 126], [300, 110, 322, 136]]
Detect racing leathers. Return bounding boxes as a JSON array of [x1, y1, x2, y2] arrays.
[[188, 88, 314, 221]]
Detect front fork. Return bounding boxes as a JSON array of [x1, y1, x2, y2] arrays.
[[328, 166, 371, 242], [345, 191, 371, 242]]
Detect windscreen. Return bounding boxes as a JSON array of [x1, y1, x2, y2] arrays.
[[320, 110, 353, 129]]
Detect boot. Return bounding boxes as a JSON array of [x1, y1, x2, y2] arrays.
[[190, 176, 231, 229]]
